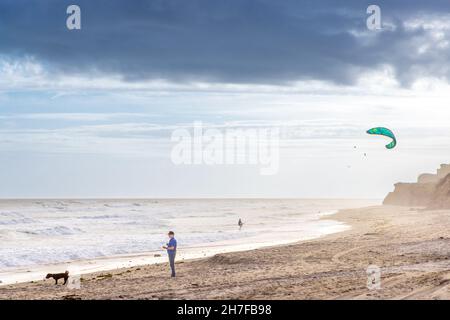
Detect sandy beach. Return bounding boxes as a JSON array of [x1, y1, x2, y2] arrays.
[[1, 204, 449, 300]]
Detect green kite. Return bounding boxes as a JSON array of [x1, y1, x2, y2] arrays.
[[366, 127, 397, 149]]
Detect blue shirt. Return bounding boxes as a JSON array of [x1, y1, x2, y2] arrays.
[[167, 238, 177, 255]]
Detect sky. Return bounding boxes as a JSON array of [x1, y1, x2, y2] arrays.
[[1, 0, 450, 198]]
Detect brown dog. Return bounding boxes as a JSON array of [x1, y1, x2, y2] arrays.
[[46, 271, 69, 285]]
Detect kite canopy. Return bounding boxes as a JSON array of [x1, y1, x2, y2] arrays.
[[366, 127, 397, 149]]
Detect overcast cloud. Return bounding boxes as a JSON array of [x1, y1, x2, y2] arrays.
[[1, 0, 450, 85]]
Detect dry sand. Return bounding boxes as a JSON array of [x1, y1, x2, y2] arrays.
[[1, 205, 449, 300]]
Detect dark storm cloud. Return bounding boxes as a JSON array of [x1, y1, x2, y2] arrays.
[[1, 0, 450, 85]]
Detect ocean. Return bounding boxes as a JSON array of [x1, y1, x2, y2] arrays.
[[0, 199, 378, 284]]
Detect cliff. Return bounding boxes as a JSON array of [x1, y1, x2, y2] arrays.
[[383, 164, 450, 208], [428, 173, 450, 209], [383, 182, 436, 206]]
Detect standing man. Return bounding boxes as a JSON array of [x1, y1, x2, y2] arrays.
[[162, 231, 177, 277]]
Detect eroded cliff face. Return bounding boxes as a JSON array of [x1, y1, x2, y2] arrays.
[[383, 164, 450, 208], [428, 174, 450, 209], [383, 183, 436, 207]]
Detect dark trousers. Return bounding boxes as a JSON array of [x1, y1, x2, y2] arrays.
[[168, 252, 176, 277]]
